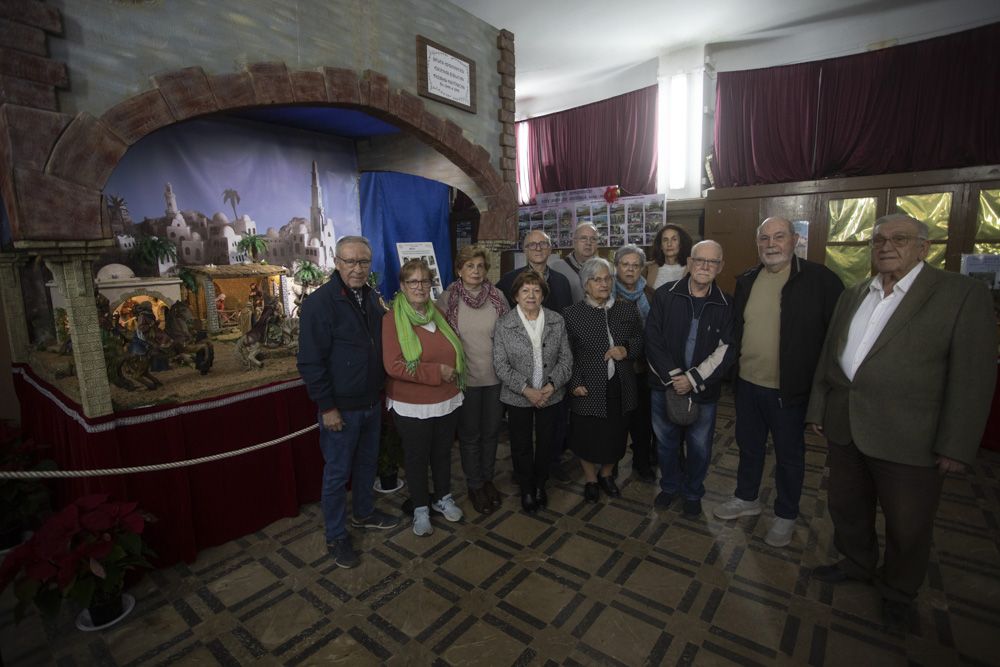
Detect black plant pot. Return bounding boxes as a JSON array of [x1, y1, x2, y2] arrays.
[[88, 591, 125, 627], [379, 471, 398, 491]]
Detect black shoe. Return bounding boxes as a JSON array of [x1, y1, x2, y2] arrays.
[[682, 498, 702, 517], [634, 466, 656, 483], [654, 491, 674, 508], [584, 482, 600, 503], [535, 484, 548, 508], [521, 491, 538, 514], [327, 537, 359, 569], [812, 563, 862, 584], [881, 599, 910, 632], [597, 475, 621, 498], [482, 481, 503, 509], [351, 508, 401, 530]]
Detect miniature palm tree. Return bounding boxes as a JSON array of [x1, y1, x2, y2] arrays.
[[236, 234, 269, 262], [294, 260, 326, 293], [223, 188, 240, 220], [106, 195, 130, 231], [130, 235, 177, 274]]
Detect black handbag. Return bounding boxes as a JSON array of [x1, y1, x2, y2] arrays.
[[665, 385, 699, 426]]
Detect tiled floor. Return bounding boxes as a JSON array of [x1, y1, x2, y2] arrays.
[[3, 393, 1000, 666]]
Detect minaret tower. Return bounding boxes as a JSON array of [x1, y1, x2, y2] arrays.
[[165, 182, 178, 217], [309, 161, 336, 267]]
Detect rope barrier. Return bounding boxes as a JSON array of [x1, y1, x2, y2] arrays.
[[0, 423, 318, 479]]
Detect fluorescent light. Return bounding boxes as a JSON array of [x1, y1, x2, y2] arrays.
[[516, 121, 531, 204], [669, 73, 687, 191]]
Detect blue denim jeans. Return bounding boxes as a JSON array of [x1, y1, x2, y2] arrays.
[[734, 379, 806, 520], [651, 390, 718, 500], [318, 405, 381, 542]]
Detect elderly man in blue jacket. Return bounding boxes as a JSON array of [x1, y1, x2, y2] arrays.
[[646, 240, 737, 517], [297, 236, 399, 569]]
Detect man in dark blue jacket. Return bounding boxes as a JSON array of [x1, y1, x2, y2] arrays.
[[646, 240, 737, 517], [297, 236, 399, 569]]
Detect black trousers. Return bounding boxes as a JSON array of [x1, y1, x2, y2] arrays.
[[628, 372, 653, 469], [828, 440, 945, 602], [507, 403, 557, 492], [393, 410, 460, 509]]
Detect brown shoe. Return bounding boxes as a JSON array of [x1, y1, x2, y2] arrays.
[[469, 487, 493, 515], [482, 481, 502, 509]]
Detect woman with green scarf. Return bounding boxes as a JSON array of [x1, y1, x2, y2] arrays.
[[383, 258, 467, 536]]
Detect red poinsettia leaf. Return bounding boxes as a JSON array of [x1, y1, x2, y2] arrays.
[[120, 511, 145, 535], [74, 494, 108, 511], [89, 558, 107, 579], [56, 559, 77, 589], [80, 509, 114, 532], [24, 560, 58, 582], [87, 540, 114, 561], [47, 503, 80, 535]]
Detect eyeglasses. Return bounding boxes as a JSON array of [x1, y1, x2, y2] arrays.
[[337, 257, 372, 269], [690, 258, 722, 268], [403, 279, 432, 288], [524, 242, 551, 250], [871, 234, 924, 248], [588, 276, 612, 284]]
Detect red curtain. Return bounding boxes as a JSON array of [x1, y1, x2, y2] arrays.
[[714, 22, 1000, 187], [713, 62, 821, 188], [12, 365, 323, 566], [517, 85, 658, 204]]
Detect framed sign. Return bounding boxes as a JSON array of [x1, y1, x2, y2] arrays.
[[416, 35, 477, 113]]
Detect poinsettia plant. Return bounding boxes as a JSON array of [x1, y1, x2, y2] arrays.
[[603, 185, 621, 204], [0, 494, 155, 621]]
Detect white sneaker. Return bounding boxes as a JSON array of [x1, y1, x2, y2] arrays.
[[431, 494, 463, 522], [412, 506, 433, 536], [765, 517, 796, 547], [713, 496, 762, 520]]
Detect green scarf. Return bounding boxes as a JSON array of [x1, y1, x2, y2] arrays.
[[392, 293, 466, 390]]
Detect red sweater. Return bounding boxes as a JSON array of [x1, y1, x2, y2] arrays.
[[382, 312, 462, 405]]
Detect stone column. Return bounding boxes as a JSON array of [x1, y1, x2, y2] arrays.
[[32, 241, 114, 418], [202, 277, 219, 333], [0, 253, 32, 364]]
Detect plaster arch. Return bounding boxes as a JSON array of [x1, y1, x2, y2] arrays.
[[6, 64, 516, 246]]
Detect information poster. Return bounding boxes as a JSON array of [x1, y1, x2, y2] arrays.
[[396, 241, 444, 300], [518, 193, 667, 249]]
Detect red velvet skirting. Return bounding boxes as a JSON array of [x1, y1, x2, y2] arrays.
[[11, 364, 322, 566]]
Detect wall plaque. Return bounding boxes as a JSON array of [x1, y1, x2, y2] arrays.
[[417, 35, 477, 113]]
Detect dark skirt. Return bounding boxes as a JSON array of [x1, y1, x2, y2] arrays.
[[570, 375, 628, 464]]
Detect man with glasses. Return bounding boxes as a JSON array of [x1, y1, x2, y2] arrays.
[[298, 235, 400, 569], [714, 217, 843, 548], [647, 241, 737, 516], [806, 214, 995, 629], [498, 229, 572, 314], [550, 223, 601, 304]]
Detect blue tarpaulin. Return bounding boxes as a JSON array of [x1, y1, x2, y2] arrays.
[[360, 171, 452, 301]]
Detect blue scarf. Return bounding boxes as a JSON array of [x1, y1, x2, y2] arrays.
[[614, 277, 650, 322]]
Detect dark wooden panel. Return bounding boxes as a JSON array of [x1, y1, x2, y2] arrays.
[[705, 197, 760, 293]]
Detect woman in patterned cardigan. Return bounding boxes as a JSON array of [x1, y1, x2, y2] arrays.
[[563, 258, 644, 502]]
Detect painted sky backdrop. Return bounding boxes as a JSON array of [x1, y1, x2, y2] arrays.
[[105, 118, 361, 238]]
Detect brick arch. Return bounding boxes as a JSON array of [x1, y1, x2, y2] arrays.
[[8, 64, 516, 244]]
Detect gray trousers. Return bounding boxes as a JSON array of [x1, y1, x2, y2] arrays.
[[456, 384, 503, 489]]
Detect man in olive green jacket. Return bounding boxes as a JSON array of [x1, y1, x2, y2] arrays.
[[806, 214, 996, 630]]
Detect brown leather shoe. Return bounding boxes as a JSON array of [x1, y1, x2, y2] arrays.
[[482, 481, 502, 509]]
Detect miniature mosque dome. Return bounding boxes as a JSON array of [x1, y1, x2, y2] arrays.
[[295, 222, 309, 235], [220, 226, 237, 238], [309, 237, 321, 247], [212, 212, 230, 225], [95, 263, 135, 282], [191, 231, 202, 241]]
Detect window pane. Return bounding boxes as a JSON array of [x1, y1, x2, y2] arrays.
[[895, 192, 951, 240], [974, 242, 1000, 255], [828, 197, 876, 242], [976, 189, 1000, 241], [925, 242, 946, 269], [825, 245, 870, 287]]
